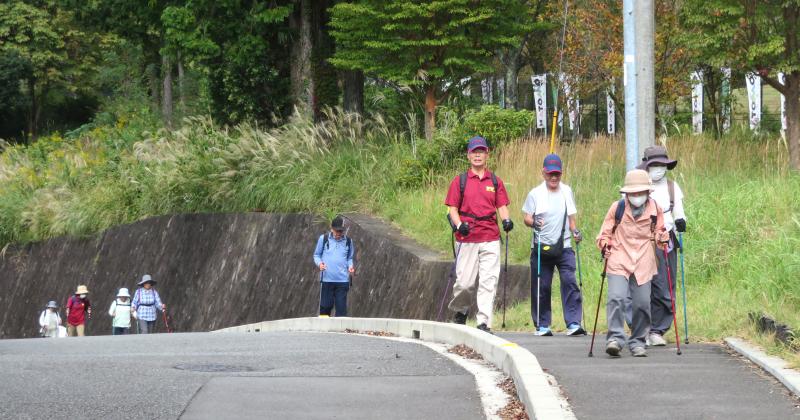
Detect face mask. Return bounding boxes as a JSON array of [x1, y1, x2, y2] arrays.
[[628, 194, 648, 208], [80, 294, 86, 299], [649, 166, 667, 182]]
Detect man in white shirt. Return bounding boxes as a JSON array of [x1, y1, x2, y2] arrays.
[[637, 145, 687, 346], [522, 154, 585, 336]]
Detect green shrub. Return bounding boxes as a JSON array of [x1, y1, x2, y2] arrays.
[[460, 105, 534, 146]]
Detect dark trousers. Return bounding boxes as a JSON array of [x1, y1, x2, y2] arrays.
[[320, 282, 350, 317], [530, 247, 583, 328], [137, 319, 157, 334], [112, 327, 130, 335]]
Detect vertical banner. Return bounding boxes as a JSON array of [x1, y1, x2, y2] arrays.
[[562, 74, 580, 131], [481, 78, 493, 103], [607, 84, 616, 134], [721, 67, 731, 132], [780, 72, 787, 130], [746, 72, 762, 130], [460, 77, 471, 96], [531, 75, 547, 130], [691, 71, 704, 134], [497, 78, 505, 108]]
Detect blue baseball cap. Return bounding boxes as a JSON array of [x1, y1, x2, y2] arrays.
[[467, 136, 489, 152], [543, 153, 563, 173]]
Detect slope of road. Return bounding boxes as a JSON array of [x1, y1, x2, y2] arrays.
[[0, 332, 484, 420], [501, 333, 800, 420]]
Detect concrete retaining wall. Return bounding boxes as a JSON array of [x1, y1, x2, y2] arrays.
[[0, 213, 532, 338]]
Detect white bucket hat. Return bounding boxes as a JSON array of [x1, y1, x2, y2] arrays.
[[117, 288, 130, 298]]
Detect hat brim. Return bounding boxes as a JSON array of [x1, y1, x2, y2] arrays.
[[138, 280, 157, 286], [544, 168, 562, 174], [468, 146, 489, 152], [637, 157, 677, 170], [620, 185, 655, 193]]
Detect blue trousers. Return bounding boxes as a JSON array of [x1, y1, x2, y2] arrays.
[[320, 282, 349, 317], [530, 247, 583, 328]]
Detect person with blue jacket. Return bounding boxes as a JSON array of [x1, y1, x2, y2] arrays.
[[313, 216, 355, 317]]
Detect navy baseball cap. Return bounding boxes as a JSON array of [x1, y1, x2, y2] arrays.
[[467, 136, 489, 152], [543, 153, 563, 173]]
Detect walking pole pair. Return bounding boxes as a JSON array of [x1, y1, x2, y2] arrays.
[[663, 246, 683, 355], [678, 232, 689, 344], [588, 251, 609, 357]]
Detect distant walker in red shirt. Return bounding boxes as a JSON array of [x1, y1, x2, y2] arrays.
[[65, 285, 91, 337], [444, 136, 513, 334]]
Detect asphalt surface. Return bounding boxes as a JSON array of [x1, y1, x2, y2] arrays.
[[501, 332, 800, 420], [0, 332, 483, 420]]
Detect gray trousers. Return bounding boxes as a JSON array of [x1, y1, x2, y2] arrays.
[[607, 274, 651, 350], [624, 246, 678, 335], [137, 319, 156, 334]]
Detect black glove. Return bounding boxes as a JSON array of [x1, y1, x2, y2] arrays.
[[675, 218, 686, 233], [572, 229, 582, 243], [502, 219, 514, 232], [458, 222, 470, 237]]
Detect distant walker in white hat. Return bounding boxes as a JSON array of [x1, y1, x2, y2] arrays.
[[108, 288, 133, 335], [132, 275, 166, 334]]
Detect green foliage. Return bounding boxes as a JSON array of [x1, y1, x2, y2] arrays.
[[460, 105, 534, 145]]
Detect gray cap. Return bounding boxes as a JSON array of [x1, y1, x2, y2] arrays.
[[138, 274, 156, 286]]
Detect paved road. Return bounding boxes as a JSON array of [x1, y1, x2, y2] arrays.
[[0, 332, 483, 420], [501, 332, 800, 420]]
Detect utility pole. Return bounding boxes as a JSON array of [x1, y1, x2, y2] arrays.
[[623, 0, 655, 171]]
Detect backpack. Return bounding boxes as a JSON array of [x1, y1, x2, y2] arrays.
[[321, 233, 353, 259], [457, 171, 499, 221]]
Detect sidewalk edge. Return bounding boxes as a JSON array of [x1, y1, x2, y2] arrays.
[[215, 318, 570, 420], [725, 337, 800, 397]]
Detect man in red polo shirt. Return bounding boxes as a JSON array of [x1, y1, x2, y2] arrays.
[[444, 136, 513, 333]]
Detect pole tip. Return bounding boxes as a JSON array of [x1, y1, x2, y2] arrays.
[[684, 339, 689, 344], [677, 350, 682, 355], [588, 353, 593, 358]]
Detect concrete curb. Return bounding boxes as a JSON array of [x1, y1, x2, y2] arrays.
[[725, 337, 800, 397], [216, 318, 568, 419]]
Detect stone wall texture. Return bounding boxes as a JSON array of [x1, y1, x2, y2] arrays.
[[0, 213, 532, 338]]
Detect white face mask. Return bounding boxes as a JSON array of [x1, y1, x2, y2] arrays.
[[80, 294, 87, 299], [628, 194, 648, 208], [649, 166, 667, 182]]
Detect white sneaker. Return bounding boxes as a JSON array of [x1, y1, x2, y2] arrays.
[[648, 333, 667, 346]]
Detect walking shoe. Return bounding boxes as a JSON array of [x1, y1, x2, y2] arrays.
[[476, 323, 492, 334], [566, 323, 586, 336], [534, 326, 553, 336], [453, 312, 468, 325], [631, 347, 647, 357], [648, 332, 667, 347], [605, 341, 622, 357]]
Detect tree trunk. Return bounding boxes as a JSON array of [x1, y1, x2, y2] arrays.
[[343, 70, 364, 114], [162, 53, 173, 129], [290, 0, 313, 115], [311, 0, 339, 121], [786, 74, 800, 171], [424, 86, 436, 141], [505, 64, 519, 110], [27, 77, 36, 142], [178, 51, 185, 115]]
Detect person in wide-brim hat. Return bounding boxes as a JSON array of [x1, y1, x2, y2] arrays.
[[66, 285, 91, 337], [636, 145, 677, 170], [595, 169, 669, 359], [132, 274, 166, 334]]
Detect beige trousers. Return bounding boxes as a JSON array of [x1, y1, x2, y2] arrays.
[[67, 324, 85, 337], [448, 240, 501, 327]]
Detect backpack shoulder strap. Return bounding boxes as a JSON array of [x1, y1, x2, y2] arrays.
[[346, 237, 353, 258], [612, 199, 625, 234], [491, 173, 498, 191], [322, 233, 329, 252], [458, 172, 468, 211], [667, 180, 675, 212]]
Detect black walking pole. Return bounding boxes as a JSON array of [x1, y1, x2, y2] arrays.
[[438, 216, 460, 322], [502, 231, 509, 328], [588, 254, 609, 357], [575, 241, 584, 323]]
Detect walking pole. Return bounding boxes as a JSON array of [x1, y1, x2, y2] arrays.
[[317, 270, 325, 317], [588, 254, 609, 357], [575, 241, 584, 323], [502, 231, 509, 328], [162, 309, 172, 333], [536, 228, 542, 330], [438, 238, 461, 322], [678, 233, 689, 344], [663, 246, 682, 355]]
